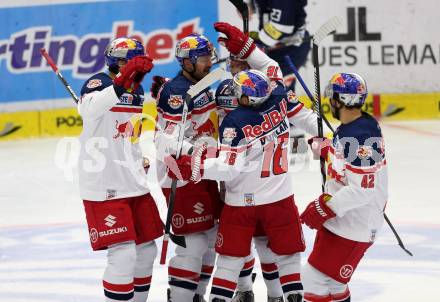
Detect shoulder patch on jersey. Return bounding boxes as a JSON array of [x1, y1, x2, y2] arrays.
[[86, 79, 102, 89], [357, 145, 373, 159], [287, 90, 299, 104], [168, 95, 183, 109], [223, 127, 237, 143]]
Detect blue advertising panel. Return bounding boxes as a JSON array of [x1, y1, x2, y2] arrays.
[[0, 0, 218, 104]]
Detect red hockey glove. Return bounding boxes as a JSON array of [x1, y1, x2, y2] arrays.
[[165, 154, 193, 181], [308, 136, 332, 160], [150, 75, 169, 99], [165, 144, 207, 182], [214, 22, 256, 59], [114, 55, 154, 91], [300, 194, 336, 230]]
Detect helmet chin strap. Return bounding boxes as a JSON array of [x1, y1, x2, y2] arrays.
[[109, 64, 120, 76], [330, 99, 342, 120], [183, 62, 201, 82]]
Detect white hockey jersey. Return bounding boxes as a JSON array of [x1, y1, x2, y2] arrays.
[[203, 83, 295, 206], [77, 72, 148, 201], [324, 113, 388, 243]]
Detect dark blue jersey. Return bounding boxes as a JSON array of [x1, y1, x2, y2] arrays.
[[219, 83, 290, 147], [332, 112, 385, 168], [155, 71, 216, 142], [254, 0, 307, 30]]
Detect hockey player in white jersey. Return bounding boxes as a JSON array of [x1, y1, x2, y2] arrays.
[[300, 73, 388, 302], [168, 68, 306, 302], [78, 37, 163, 302], [212, 22, 322, 302], [153, 33, 222, 302]]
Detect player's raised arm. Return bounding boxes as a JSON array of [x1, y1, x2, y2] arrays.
[[214, 22, 283, 81], [78, 38, 153, 120]]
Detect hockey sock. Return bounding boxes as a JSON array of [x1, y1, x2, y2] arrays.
[[196, 265, 214, 296], [260, 262, 283, 297], [303, 293, 332, 302], [211, 277, 237, 302], [133, 276, 151, 302], [236, 258, 255, 292], [275, 254, 303, 299], [103, 281, 134, 302], [196, 239, 216, 297], [133, 241, 157, 302], [103, 243, 137, 302], [209, 255, 244, 302], [168, 266, 201, 301]]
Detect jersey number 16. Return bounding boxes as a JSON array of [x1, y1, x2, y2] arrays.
[[261, 132, 289, 178]]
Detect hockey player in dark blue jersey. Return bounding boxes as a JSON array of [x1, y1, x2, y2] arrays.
[[248, 0, 310, 92], [153, 33, 222, 302], [301, 73, 388, 302]]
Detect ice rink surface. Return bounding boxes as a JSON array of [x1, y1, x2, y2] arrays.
[[1, 120, 439, 301]]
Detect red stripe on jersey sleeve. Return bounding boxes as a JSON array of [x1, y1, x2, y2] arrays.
[[287, 102, 304, 118], [110, 106, 143, 113]]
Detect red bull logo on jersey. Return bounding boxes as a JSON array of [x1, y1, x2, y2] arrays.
[[241, 98, 288, 141], [357, 145, 373, 159], [222, 127, 237, 143], [114, 120, 134, 139], [113, 118, 142, 143], [168, 95, 183, 109]]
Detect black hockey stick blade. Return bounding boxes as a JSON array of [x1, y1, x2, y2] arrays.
[[169, 232, 186, 247], [384, 214, 413, 256]]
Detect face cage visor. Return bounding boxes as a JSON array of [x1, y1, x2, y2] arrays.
[[324, 84, 367, 107]]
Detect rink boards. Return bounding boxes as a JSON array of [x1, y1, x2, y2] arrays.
[[1, 93, 439, 140]]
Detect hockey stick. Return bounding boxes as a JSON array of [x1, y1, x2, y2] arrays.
[[229, 0, 249, 33], [312, 16, 342, 193], [310, 18, 413, 256], [160, 67, 225, 265], [213, 0, 247, 67], [283, 55, 335, 133], [40, 48, 80, 103], [384, 214, 413, 256]]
